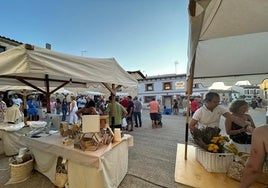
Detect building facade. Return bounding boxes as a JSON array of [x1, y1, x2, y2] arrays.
[[137, 73, 209, 110]]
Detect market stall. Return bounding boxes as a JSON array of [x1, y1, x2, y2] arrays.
[[0, 44, 137, 186], [176, 0, 268, 187], [20, 133, 133, 188], [185, 0, 268, 158]]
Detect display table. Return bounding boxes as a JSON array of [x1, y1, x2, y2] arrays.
[[0, 126, 30, 156], [20, 133, 133, 188], [175, 143, 265, 188]]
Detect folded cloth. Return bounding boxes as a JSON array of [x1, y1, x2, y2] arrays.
[[0, 122, 25, 132]]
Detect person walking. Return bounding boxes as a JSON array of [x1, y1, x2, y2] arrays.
[[173, 99, 179, 115], [147, 97, 160, 128], [133, 96, 142, 127]]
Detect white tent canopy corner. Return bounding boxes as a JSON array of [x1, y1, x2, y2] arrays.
[[185, 0, 268, 159], [188, 0, 268, 86]]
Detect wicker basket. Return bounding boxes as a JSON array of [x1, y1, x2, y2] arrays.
[[10, 158, 34, 182]]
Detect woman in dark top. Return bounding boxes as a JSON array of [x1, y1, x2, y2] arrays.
[[225, 99, 256, 152], [56, 98, 62, 115], [173, 99, 178, 115], [61, 98, 68, 121], [76, 99, 98, 119]]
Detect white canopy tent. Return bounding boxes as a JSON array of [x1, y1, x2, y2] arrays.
[[0, 44, 137, 113], [0, 44, 137, 87], [184, 0, 268, 159], [208, 82, 231, 90], [188, 0, 268, 87], [77, 91, 104, 96]]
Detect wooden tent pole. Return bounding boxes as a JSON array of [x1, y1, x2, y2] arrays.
[[185, 54, 196, 160], [184, 0, 196, 160], [111, 84, 115, 131], [45, 74, 51, 113]]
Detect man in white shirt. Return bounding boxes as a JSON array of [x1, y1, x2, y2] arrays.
[[189, 92, 249, 132], [12, 94, 23, 108], [77, 95, 87, 110]]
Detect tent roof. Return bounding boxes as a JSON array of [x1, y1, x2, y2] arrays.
[[0, 44, 137, 88], [188, 0, 268, 86]]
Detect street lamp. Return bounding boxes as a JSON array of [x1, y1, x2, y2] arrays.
[[81, 50, 87, 56], [174, 61, 179, 74]]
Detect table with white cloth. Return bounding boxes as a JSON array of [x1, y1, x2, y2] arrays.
[[20, 133, 133, 188], [0, 125, 29, 156]]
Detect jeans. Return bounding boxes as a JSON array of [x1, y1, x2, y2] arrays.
[[62, 107, 68, 121], [133, 112, 142, 127]]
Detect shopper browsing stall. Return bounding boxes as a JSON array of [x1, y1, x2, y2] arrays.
[[76, 100, 98, 119], [225, 99, 256, 153], [189, 92, 250, 133], [4, 99, 23, 124]]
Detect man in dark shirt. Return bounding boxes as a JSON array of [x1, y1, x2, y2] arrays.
[[126, 96, 134, 131]]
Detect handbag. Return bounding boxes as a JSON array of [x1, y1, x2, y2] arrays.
[[122, 117, 127, 127], [226, 153, 249, 181], [55, 172, 68, 188], [54, 163, 68, 188]]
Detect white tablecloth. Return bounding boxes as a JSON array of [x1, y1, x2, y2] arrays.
[[0, 126, 30, 156], [20, 133, 133, 188]]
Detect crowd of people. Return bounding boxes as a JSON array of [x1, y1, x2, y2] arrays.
[[0, 92, 147, 133]]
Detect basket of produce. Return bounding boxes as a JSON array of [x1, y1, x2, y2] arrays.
[[192, 127, 235, 172], [192, 127, 228, 153]]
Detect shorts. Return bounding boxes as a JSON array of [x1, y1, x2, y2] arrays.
[[150, 113, 159, 121], [126, 116, 133, 122]]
